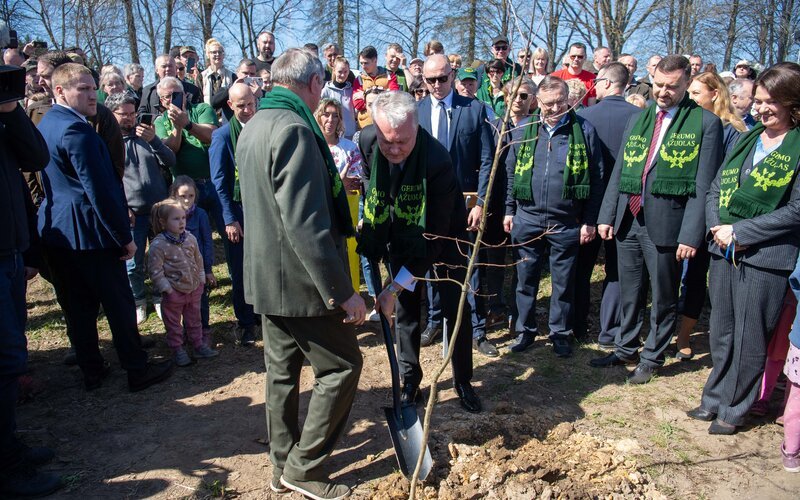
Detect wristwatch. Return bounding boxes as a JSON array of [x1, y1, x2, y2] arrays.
[[185, 121, 194, 132], [386, 281, 402, 297]]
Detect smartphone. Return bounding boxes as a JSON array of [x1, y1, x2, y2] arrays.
[[170, 92, 184, 109], [243, 77, 263, 87], [186, 57, 196, 72], [33, 41, 47, 49], [138, 113, 153, 126]]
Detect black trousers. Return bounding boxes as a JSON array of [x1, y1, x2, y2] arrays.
[[44, 246, 147, 377], [701, 256, 789, 425], [396, 260, 473, 388], [574, 237, 621, 342], [614, 212, 681, 367]]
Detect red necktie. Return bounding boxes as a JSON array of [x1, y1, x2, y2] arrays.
[[628, 110, 667, 217]]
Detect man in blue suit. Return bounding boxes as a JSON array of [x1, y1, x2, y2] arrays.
[[576, 62, 643, 346], [417, 54, 501, 357], [210, 83, 257, 345], [37, 63, 173, 392]]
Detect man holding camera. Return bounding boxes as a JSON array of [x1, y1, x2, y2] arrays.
[[139, 54, 201, 117]]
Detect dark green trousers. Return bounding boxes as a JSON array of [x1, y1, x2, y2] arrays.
[[263, 314, 363, 481]]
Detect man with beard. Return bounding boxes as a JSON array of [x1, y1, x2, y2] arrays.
[[254, 31, 277, 73]]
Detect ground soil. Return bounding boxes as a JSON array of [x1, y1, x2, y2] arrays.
[[17, 248, 800, 499]]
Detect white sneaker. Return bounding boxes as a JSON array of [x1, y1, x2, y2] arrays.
[[135, 305, 147, 324], [367, 309, 380, 322], [154, 303, 163, 320]]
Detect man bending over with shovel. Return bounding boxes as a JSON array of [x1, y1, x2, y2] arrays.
[[358, 91, 482, 413]]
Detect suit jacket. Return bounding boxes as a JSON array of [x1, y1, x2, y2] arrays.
[[597, 104, 724, 249], [578, 95, 642, 186], [361, 128, 468, 278], [706, 144, 800, 271], [37, 105, 132, 250], [238, 108, 353, 317], [417, 93, 494, 205], [209, 123, 242, 226]]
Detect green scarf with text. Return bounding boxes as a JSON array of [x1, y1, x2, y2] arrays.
[[511, 109, 590, 201], [357, 127, 427, 261], [259, 87, 354, 236], [619, 96, 704, 196], [719, 123, 800, 223]]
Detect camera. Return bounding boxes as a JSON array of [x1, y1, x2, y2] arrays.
[[0, 20, 18, 49], [0, 65, 25, 104]]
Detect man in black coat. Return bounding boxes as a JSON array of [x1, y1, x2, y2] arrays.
[[363, 90, 481, 413], [576, 62, 642, 346]]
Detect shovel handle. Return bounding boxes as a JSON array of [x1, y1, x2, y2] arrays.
[[379, 312, 403, 414]]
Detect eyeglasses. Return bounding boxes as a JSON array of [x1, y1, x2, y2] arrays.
[[488, 69, 503, 75], [424, 74, 450, 85], [515, 92, 530, 101], [569, 54, 585, 60], [539, 98, 565, 108], [414, 89, 430, 96], [592, 77, 608, 84], [176, 66, 186, 71], [493, 45, 509, 51]]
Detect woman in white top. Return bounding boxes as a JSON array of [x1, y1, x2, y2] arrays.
[[201, 38, 234, 105], [529, 47, 549, 87], [314, 98, 363, 193]]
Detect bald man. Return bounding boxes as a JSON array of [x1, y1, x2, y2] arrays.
[[210, 83, 258, 345]]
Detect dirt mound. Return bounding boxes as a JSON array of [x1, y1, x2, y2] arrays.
[[367, 402, 664, 499]]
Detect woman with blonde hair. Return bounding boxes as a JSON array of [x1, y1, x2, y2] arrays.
[[529, 47, 549, 85], [201, 38, 234, 105], [689, 71, 747, 153]]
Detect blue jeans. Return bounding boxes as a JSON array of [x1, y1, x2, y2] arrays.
[[0, 253, 29, 468], [126, 214, 151, 304]]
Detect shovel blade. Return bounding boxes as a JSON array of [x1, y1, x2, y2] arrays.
[[383, 405, 432, 480]]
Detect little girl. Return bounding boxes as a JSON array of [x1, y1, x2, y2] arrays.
[[148, 198, 219, 366], [782, 254, 800, 472], [169, 176, 216, 344]]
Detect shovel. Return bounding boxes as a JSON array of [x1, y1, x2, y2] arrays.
[[379, 312, 432, 480]]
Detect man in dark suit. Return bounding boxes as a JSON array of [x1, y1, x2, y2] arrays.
[[576, 62, 642, 346], [591, 55, 724, 383], [138, 54, 201, 117], [37, 63, 173, 392], [417, 54, 500, 357], [237, 49, 365, 499], [209, 83, 257, 345], [363, 90, 482, 413]]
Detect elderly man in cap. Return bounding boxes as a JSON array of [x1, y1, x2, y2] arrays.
[[138, 54, 201, 116], [475, 35, 524, 92]]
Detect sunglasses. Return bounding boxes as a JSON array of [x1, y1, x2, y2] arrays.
[[414, 89, 430, 96], [424, 74, 450, 85], [569, 54, 585, 60], [592, 77, 608, 84], [494, 45, 509, 51], [488, 69, 502, 75], [515, 92, 530, 101]]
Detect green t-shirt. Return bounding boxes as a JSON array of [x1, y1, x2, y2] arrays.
[[155, 102, 219, 179]]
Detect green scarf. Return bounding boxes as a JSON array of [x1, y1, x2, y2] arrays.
[[259, 87, 354, 236], [719, 124, 800, 223], [511, 109, 591, 201], [619, 96, 704, 196], [357, 128, 427, 261], [229, 116, 243, 202]]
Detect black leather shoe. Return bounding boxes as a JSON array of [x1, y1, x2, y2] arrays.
[[509, 332, 535, 353], [420, 326, 442, 347], [708, 418, 737, 435], [454, 382, 482, 413], [240, 326, 256, 347], [627, 363, 655, 384], [84, 362, 111, 391], [552, 336, 573, 358], [63, 347, 77, 366], [473, 338, 499, 357], [128, 360, 174, 392], [140, 336, 156, 349], [687, 406, 717, 422], [589, 352, 638, 368], [400, 383, 421, 405]]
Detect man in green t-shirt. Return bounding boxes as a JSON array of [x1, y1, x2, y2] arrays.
[[154, 76, 223, 232]]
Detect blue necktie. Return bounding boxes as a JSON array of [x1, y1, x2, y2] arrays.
[[436, 101, 448, 148]]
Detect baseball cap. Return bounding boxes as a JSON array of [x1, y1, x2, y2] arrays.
[[457, 67, 477, 81], [492, 35, 509, 46], [180, 46, 198, 55], [735, 59, 751, 68], [409, 57, 424, 65]]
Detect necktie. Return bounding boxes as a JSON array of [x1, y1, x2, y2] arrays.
[[628, 110, 667, 217], [436, 101, 448, 148]]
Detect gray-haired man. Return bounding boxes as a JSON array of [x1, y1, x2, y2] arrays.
[[237, 48, 365, 500]]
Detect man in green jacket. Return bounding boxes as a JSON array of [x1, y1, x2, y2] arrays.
[[237, 48, 365, 500]]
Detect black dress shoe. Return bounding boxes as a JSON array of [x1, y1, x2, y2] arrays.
[[686, 406, 717, 422], [240, 326, 256, 346], [420, 326, 443, 347], [473, 338, 499, 357], [627, 363, 655, 384], [552, 336, 573, 358], [589, 352, 638, 368], [84, 362, 111, 391], [128, 360, 174, 392], [708, 418, 737, 435], [140, 336, 156, 349], [454, 383, 482, 413], [509, 332, 535, 353], [400, 383, 421, 405]]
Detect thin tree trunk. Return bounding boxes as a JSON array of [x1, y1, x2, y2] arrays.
[[723, 0, 738, 69], [123, 0, 140, 64]]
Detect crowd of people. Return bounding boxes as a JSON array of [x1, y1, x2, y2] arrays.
[[2, 29, 800, 498]]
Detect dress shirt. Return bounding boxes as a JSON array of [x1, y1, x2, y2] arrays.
[[430, 91, 454, 150]]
